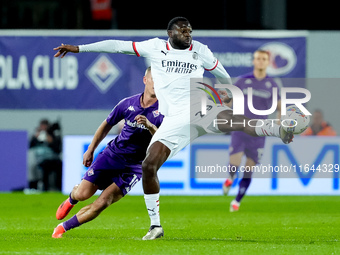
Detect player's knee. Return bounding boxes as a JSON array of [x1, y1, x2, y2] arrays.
[[72, 184, 79, 192], [73, 189, 92, 201], [142, 160, 158, 178]]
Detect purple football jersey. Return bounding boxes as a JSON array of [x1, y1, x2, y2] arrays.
[[235, 73, 280, 119], [105, 93, 164, 164]]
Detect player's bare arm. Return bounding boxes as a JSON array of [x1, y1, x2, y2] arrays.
[[135, 115, 157, 135], [83, 120, 113, 167], [53, 43, 79, 58]]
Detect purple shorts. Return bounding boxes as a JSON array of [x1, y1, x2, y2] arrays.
[[229, 131, 266, 164], [83, 148, 142, 196]]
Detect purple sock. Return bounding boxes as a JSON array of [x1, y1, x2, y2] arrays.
[[235, 178, 252, 202], [69, 193, 78, 205], [63, 215, 81, 231], [228, 164, 238, 179]]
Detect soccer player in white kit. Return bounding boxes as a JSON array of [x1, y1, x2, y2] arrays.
[[54, 17, 293, 240]]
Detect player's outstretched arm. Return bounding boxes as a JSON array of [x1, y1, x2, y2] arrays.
[[54, 40, 136, 58], [83, 120, 113, 167], [135, 115, 158, 135]]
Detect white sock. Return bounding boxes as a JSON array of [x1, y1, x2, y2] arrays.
[[255, 120, 280, 137], [144, 193, 160, 226]]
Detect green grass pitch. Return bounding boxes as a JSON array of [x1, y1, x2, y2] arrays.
[[0, 193, 339, 254]]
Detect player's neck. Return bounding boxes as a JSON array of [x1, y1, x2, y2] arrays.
[[253, 69, 267, 80], [169, 39, 188, 50], [140, 93, 157, 108]]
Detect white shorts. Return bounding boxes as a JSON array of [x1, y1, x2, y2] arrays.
[[148, 102, 232, 159]]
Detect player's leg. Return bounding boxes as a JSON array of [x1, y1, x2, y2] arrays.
[[223, 132, 246, 195], [72, 179, 99, 201], [216, 109, 293, 144], [141, 141, 170, 240], [52, 182, 123, 238], [77, 182, 123, 223], [223, 151, 243, 195], [56, 179, 98, 220], [231, 139, 264, 212], [142, 141, 170, 194], [56, 149, 125, 220], [230, 157, 255, 212]]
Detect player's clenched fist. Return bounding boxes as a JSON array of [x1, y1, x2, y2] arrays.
[[135, 115, 152, 128], [53, 43, 79, 58], [83, 149, 94, 167], [134, 115, 158, 135]]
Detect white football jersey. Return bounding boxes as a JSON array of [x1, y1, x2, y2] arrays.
[[79, 37, 231, 117], [133, 38, 223, 117]]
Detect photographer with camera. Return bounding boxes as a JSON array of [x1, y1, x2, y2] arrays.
[[28, 119, 62, 192]]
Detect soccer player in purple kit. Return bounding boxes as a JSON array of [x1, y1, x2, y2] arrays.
[[222, 50, 281, 212], [52, 67, 164, 238]]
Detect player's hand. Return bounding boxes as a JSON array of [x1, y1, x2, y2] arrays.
[[53, 43, 79, 58], [135, 115, 152, 128], [83, 150, 94, 167], [218, 90, 232, 104]]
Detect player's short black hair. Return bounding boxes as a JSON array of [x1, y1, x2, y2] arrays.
[[167, 17, 189, 30]]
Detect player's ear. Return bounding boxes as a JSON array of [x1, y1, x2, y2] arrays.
[[167, 30, 172, 38], [143, 76, 147, 85]]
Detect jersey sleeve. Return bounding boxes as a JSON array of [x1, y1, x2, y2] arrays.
[[79, 40, 135, 55], [200, 45, 233, 98], [154, 114, 164, 128], [132, 38, 160, 57], [106, 99, 126, 126], [201, 45, 232, 84], [202, 45, 219, 71]]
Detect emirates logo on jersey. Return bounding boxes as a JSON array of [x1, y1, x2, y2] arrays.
[[86, 54, 121, 93], [161, 60, 198, 74]]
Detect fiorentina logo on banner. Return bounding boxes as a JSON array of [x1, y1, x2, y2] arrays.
[[260, 42, 297, 76], [86, 54, 121, 93]]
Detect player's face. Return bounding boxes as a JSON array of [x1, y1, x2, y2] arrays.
[[143, 71, 156, 98], [168, 21, 192, 49], [253, 52, 270, 71]]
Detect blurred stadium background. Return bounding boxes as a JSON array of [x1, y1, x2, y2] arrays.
[[0, 0, 339, 194]]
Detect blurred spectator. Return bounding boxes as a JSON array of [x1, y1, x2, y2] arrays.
[[28, 119, 62, 192], [89, 0, 117, 29], [302, 109, 337, 136]]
